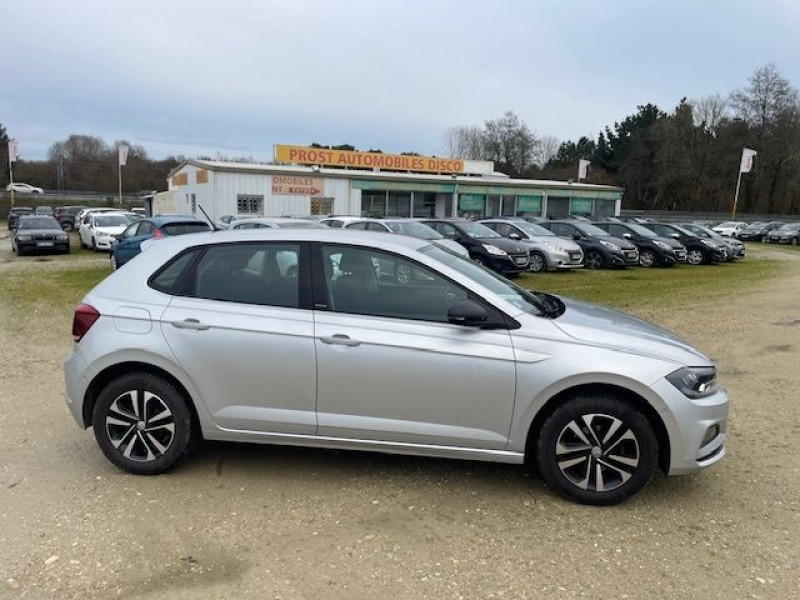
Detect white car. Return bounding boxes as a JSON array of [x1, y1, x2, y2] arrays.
[[79, 212, 135, 251], [6, 182, 44, 194], [711, 221, 747, 238], [229, 217, 328, 230]]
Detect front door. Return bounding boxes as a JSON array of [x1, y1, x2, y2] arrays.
[[313, 244, 516, 450], [160, 242, 317, 435]]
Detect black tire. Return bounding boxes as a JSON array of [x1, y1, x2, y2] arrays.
[[585, 251, 605, 270], [686, 247, 706, 265], [91, 237, 97, 252], [61, 221, 73, 232], [529, 251, 547, 273], [638, 249, 657, 268], [535, 393, 658, 505], [92, 373, 198, 475]]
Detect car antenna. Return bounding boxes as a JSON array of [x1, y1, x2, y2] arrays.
[[197, 205, 219, 231]]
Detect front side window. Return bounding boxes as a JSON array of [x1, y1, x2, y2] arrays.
[[185, 243, 300, 308], [548, 223, 576, 237], [321, 245, 468, 322]]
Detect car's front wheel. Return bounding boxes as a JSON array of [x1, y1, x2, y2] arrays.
[[92, 373, 198, 475], [639, 249, 657, 268], [529, 251, 546, 273], [585, 251, 604, 269], [686, 247, 706, 265], [535, 394, 658, 505], [61, 221, 73, 232]]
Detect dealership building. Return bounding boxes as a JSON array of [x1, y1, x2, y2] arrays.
[[160, 145, 622, 221]]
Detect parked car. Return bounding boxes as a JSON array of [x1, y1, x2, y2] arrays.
[[766, 222, 800, 245], [111, 216, 211, 270], [74, 207, 123, 225], [538, 220, 638, 269], [79, 212, 137, 251], [479, 218, 584, 272], [593, 221, 687, 267], [229, 217, 328, 230], [642, 223, 727, 265], [216, 214, 260, 229], [712, 221, 747, 238], [320, 217, 469, 258], [737, 221, 782, 242], [65, 229, 729, 505], [53, 205, 88, 232], [6, 206, 34, 229], [131, 207, 147, 216], [418, 218, 530, 275], [682, 223, 745, 261], [35, 205, 54, 216], [6, 182, 44, 194], [11, 215, 70, 255]]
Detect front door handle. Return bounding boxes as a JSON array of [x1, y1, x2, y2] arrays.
[[319, 334, 361, 347], [171, 318, 210, 331]]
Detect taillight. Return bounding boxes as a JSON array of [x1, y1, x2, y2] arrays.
[[72, 304, 100, 342], [152, 228, 164, 239]]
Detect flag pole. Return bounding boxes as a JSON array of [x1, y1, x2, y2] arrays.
[[731, 169, 743, 220], [7, 143, 14, 209], [118, 161, 122, 206]]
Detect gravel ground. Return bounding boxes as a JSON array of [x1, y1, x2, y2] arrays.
[[0, 232, 799, 600]]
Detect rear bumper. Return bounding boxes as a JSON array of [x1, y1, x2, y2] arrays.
[[64, 345, 94, 427]]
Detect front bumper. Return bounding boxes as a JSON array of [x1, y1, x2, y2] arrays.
[[544, 249, 584, 270], [94, 236, 115, 250], [17, 240, 70, 253], [488, 253, 530, 274], [650, 378, 729, 476]]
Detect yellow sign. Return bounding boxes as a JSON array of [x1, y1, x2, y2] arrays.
[[271, 175, 324, 196], [274, 144, 465, 174]]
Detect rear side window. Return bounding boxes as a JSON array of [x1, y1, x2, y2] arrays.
[[163, 223, 210, 235], [150, 248, 202, 294]]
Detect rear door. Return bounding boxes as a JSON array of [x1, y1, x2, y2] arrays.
[[160, 242, 317, 435], [312, 243, 516, 450]]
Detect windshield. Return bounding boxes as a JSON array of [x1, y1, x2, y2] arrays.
[[575, 223, 610, 237], [779, 222, 800, 230], [19, 218, 59, 229], [668, 224, 695, 237], [420, 244, 546, 316], [626, 223, 658, 238], [94, 215, 130, 227], [385, 221, 443, 239], [458, 221, 502, 238], [515, 221, 554, 236]]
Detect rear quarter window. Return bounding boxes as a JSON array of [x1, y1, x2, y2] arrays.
[[149, 248, 202, 295]]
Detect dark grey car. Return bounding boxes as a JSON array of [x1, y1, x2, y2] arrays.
[[12, 215, 71, 255]]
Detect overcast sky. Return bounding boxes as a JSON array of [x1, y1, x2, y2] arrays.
[[3, 0, 799, 161]]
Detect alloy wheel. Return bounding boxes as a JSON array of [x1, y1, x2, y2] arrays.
[[529, 253, 546, 273], [687, 249, 704, 265], [105, 390, 176, 462], [555, 413, 640, 493], [639, 250, 656, 268], [585, 252, 603, 269]]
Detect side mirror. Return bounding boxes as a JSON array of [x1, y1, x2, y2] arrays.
[[622, 232, 632, 239], [508, 232, 521, 240], [572, 233, 581, 241], [448, 299, 488, 327]]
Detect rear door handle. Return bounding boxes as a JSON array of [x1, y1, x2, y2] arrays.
[[171, 318, 210, 331], [319, 334, 361, 347]]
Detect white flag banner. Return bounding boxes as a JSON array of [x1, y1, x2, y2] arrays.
[[578, 159, 590, 180], [118, 144, 129, 166], [8, 140, 19, 163], [740, 147, 757, 173]]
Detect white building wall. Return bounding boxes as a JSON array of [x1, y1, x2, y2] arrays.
[[167, 163, 216, 219]]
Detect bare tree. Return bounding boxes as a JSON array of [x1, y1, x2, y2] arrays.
[[535, 135, 560, 167], [691, 93, 729, 132], [441, 125, 484, 159], [483, 111, 539, 176], [730, 63, 798, 128]]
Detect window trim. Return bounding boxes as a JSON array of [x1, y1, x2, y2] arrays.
[[310, 242, 509, 328]]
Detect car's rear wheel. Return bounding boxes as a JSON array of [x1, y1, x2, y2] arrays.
[[686, 248, 706, 265], [638, 249, 657, 268], [529, 251, 546, 273], [585, 251, 604, 269], [92, 373, 197, 475], [535, 394, 658, 505]]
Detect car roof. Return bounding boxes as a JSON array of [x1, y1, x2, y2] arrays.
[[18, 214, 58, 221], [146, 215, 205, 225]]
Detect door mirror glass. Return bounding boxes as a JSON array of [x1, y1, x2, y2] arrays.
[[447, 299, 488, 326], [508, 232, 521, 240], [622, 232, 632, 239]]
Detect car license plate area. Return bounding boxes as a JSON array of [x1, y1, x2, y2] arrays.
[[37, 241, 54, 247]]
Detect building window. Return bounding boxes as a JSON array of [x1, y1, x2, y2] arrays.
[[517, 195, 542, 217], [458, 194, 485, 219], [191, 193, 196, 214], [361, 190, 387, 217], [387, 191, 411, 217], [570, 198, 594, 216], [311, 197, 334, 216], [237, 194, 264, 214]]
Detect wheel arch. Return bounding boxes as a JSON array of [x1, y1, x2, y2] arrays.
[[82, 361, 202, 433], [524, 382, 671, 474]]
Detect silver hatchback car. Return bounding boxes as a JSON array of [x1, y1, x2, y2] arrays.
[[65, 230, 729, 505]]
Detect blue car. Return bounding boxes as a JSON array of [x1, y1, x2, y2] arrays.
[[110, 216, 210, 270]]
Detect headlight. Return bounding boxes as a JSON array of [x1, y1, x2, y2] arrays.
[[653, 240, 671, 250], [541, 242, 558, 251], [482, 244, 508, 256], [57, 234, 68, 241], [701, 239, 716, 247], [600, 240, 620, 251], [17, 235, 32, 241], [667, 366, 717, 399]]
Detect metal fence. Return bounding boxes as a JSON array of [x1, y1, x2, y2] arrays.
[[1, 191, 142, 217]]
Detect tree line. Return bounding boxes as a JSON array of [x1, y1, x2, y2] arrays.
[[443, 64, 800, 214]]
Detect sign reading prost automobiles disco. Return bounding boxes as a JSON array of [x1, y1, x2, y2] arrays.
[[274, 144, 465, 174]]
